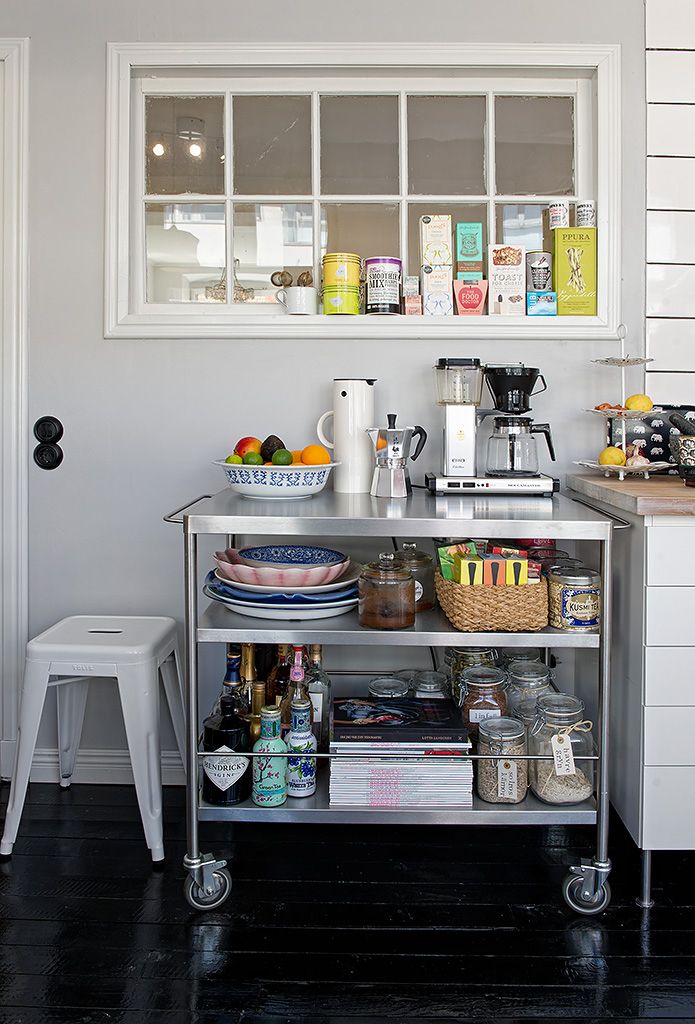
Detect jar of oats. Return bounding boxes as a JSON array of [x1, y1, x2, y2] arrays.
[[477, 717, 528, 804], [548, 567, 601, 632]]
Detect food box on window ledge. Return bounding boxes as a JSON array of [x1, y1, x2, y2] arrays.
[[607, 404, 695, 469], [488, 244, 525, 315], [554, 227, 597, 316]]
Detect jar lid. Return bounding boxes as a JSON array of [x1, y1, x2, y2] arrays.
[[461, 666, 507, 689], [414, 670, 448, 693], [453, 646, 496, 656], [362, 552, 413, 581], [394, 543, 433, 569], [537, 693, 585, 719], [500, 647, 541, 664], [368, 676, 409, 698], [395, 669, 419, 686], [548, 566, 601, 585], [478, 717, 525, 743], [508, 661, 551, 687]]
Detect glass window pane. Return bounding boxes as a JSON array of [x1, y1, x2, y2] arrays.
[[320, 96, 399, 195], [320, 203, 399, 262], [145, 203, 226, 303], [494, 96, 574, 196], [406, 203, 487, 277], [145, 96, 225, 196], [233, 96, 311, 196], [494, 202, 578, 252], [233, 203, 313, 304], [408, 96, 486, 195]]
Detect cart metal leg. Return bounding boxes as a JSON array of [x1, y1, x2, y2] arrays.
[[182, 528, 231, 911], [637, 850, 654, 909], [562, 528, 613, 916]]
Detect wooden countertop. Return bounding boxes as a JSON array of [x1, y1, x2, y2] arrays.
[[566, 473, 695, 516]]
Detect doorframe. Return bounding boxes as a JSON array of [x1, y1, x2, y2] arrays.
[[0, 39, 29, 779]]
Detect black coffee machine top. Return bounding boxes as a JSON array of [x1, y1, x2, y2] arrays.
[[485, 364, 547, 414]]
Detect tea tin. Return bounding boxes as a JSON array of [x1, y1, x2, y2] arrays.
[[364, 256, 402, 315], [548, 567, 601, 632], [322, 252, 361, 288], [323, 285, 360, 315]]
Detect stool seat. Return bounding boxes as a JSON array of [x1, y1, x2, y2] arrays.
[[1, 615, 185, 863]]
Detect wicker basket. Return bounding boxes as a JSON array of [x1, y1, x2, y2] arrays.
[[435, 572, 549, 632]]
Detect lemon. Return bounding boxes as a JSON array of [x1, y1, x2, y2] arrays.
[[598, 446, 626, 467], [625, 394, 653, 413], [225, 454, 243, 464]]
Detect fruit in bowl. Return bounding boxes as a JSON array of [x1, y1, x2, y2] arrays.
[[214, 432, 338, 499]]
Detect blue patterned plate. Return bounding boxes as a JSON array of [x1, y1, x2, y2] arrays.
[[207, 571, 357, 605], [238, 544, 347, 569]]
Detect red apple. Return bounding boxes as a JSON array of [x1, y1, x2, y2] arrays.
[[234, 436, 262, 458]]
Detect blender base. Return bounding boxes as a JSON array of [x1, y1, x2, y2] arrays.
[[425, 472, 559, 496]]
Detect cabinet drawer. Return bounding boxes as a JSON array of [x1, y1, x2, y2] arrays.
[[644, 707, 695, 765], [646, 587, 695, 646], [643, 767, 695, 849], [645, 647, 695, 705], [647, 527, 695, 585]]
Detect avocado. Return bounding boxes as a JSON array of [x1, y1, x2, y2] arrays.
[[260, 434, 286, 463]]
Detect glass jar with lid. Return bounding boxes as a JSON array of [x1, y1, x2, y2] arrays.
[[506, 660, 554, 712], [511, 697, 540, 737], [394, 543, 436, 611], [451, 647, 497, 705], [413, 670, 449, 700], [368, 676, 409, 699], [477, 717, 528, 804], [459, 666, 508, 739], [498, 647, 542, 669], [358, 552, 416, 629], [529, 693, 594, 804]]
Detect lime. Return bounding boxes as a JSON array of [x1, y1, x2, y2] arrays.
[[225, 454, 243, 464], [272, 448, 293, 466], [243, 451, 264, 466]]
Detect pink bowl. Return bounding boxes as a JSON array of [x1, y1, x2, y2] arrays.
[[214, 552, 349, 588]]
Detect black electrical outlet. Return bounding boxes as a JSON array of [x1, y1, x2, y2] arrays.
[[33, 416, 64, 444], [33, 443, 63, 470]]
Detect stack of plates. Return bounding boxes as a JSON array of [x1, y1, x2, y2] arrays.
[[204, 565, 360, 621]]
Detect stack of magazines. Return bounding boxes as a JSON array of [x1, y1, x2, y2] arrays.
[[329, 697, 473, 808]]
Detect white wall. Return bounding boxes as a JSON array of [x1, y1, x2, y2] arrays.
[[0, 0, 645, 780]]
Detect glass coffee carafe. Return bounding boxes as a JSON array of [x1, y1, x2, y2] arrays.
[[486, 417, 556, 477]]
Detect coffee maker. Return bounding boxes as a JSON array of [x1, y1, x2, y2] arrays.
[[367, 414, 427, 498], [425, 359, 559, 495]]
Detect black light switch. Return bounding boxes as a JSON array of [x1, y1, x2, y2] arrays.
[[33, 443, 63, 470], [33, 416, 64, 444]]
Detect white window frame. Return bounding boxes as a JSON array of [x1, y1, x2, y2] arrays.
[[105, 42, 621, 340]]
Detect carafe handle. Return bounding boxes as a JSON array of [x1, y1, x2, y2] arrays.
[[411, 425, 428, 461], [531, 423, 556, 462], [316, 411, 335, 449], [531, 373, 548, 397]]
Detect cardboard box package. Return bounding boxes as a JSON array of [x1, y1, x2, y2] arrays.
[[554, 227, 597, 316], [527, 290, 557, 316], [488, 244, 525, 316], [419, 215, 453, 266], [455, 222, 484, 275], [421, 264, 454, 316]]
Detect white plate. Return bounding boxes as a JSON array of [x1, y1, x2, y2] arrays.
[[214, 561, 362, 595], [574, 459, 673, 480], [204, 586, 357, 620]]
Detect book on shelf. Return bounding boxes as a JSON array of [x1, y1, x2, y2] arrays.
[[330, 697, 471, 746]]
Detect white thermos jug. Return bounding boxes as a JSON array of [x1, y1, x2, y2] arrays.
[[317, 379, 376, 493]]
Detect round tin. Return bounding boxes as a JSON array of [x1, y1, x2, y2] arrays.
[[323, 285, 360, 315], [548, 566, 601, 632], [548, 201, 570, 230], [576, 201, 597, 227], [364, 256, 402, 315], [322, 252, 362, 288], [525, 251, 553, 291]]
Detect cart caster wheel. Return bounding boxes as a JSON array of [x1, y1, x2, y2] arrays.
[[562, 874, 611, 915], [184, 867, 232, 911]]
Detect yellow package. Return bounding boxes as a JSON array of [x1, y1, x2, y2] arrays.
[[554, 227, 597, 316], [505, 558, 528, 586], [453, 554, 483, 586]]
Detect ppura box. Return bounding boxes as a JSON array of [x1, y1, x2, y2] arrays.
[[419, 215, 453, 266], [554, 227, 597, 316], [488, 244, 525, 316], [421, 264, 454, 316]]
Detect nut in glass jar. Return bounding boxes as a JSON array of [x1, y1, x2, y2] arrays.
[[459, 666, 508, 738], [477, 717, 528, 804]]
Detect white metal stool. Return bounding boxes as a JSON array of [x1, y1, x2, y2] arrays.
[[0, 615, 186, 863]]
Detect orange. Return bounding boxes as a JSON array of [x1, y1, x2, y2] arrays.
[[291, 450, 303, 462], [376, 435, 387, 450], [301, 443, 331, 465]]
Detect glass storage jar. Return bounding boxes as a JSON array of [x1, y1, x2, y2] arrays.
[[459, 666, 508, 739], [529, 693, 594, 804], [511, 697, 540, 737], [413, 670, 449, 699], [358, 553, 416, 629], [368, 676, 409, 699], [394, 543, 436, 611], [506, 661, 554, 712], [498, 647, 542, 668], [451, 647, 497, 705], [477, 717, 528, 804], [548, 567, 601, 632]]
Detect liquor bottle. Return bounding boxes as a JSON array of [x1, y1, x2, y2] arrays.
[[279, 645, 314, 737], [305, 644, 331, 753], [211, 645, 245, 716], [266, 644, 292, 706], [239, 642, 257, 716], [248, 679, 266, 742], [201, 694, 252, 806], [252, 705, 288, 807], [285, 697, 317, 798]]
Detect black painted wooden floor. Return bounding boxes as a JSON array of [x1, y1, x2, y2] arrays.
[[1, 781, 694, 1023]]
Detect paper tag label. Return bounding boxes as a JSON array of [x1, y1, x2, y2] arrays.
[[469, 707, 502, 723], [309, 692, 323, 743], [497, 759, 518, 800], [414, 580, 424, 602], [202, 745, 249, 792], [551, 733, 576, 776]]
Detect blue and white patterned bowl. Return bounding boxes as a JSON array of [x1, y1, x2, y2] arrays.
[[237, 544, 347, 569], [213, 460, 339, 500]]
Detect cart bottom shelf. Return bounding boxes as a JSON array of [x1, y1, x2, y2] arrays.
[[198, 774, 597, 825]]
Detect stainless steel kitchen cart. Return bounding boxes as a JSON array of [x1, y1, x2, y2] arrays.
[[167, 488, 614, 915]]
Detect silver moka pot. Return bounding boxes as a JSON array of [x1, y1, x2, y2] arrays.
[[366, 413, 427, 498]]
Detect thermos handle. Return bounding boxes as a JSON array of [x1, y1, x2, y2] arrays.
[[531, 373, 548, 397], [411, 425, 428, 461], [316, 411, 335, 449], [532, 423, 556, 462]]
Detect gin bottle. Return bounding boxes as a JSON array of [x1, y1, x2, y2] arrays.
[[252, 705, 287, 807], [201, 694, 252, 806], [305, 644, 331, 752], [279, 645, 314, 737], [285, 697, 317, 798]]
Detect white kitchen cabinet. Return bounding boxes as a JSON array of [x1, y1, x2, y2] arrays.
[[646, 0, 695, 49], [647, 157, 695, 211], [646, 320, 695, 373], [645, 647, 695, 705], [647, 51, 695, 104], [648, 105, 695, 158]]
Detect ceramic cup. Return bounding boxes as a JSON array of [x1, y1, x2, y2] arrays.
[[276, 286, 318, 315]]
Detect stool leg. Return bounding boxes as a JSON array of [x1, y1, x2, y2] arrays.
[[56, 679, 89, 788], [160, 654, 186, 772], [1, 661, 51, 856], [116, 662, 164, 863]]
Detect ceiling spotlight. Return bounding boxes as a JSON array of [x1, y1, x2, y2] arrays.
[[151, 142, 165, 157], [189, 142, 202, 158]]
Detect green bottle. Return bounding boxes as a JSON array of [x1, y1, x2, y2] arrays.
[[252, 705, 287, 807]]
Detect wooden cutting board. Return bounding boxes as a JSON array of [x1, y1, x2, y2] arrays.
[[565, 473, 695, 516]]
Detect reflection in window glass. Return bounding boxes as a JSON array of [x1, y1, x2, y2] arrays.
[[233, 96, 312, 196], [145, 204, 226, 303], [321, 204, 399, 262], [320, 96, 399, 195], [233, 203, 313, 303], [495, 96, 574, 196], [408, 96, 486, 195], [406, 203, 487, 277], [494, 203, 577, 252], [145, 96, 225, 196]]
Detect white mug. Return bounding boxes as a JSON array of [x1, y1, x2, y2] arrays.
[[276, 286, 318, 315]]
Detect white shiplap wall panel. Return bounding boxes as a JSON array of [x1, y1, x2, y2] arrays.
[[647, 158, 695, 210], [647, 265, 695, 317], [645, 371, 695, 405], [648, 105, 695, 158], [647, 51, 695, 103], [647, 319, 695, 372], [646, 0, 695, 47], [647, 211, 695, 263]]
